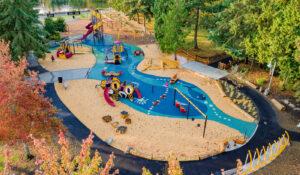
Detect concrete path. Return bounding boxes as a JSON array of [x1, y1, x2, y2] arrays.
[[38, 68, 91, 83]]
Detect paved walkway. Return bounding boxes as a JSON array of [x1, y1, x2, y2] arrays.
[[38, 68, 91, 83], [182, 61, 229, 80], [44, 83, 285, 175]]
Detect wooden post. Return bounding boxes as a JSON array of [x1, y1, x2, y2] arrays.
[[173, 89, 176, 106], [203, 115, 208, 138], [186, 102, 190, 119]]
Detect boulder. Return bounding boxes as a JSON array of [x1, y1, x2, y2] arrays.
[[125, 118, 131, 124], [116, 126, 127, 134], [102, 115, 112, 123]]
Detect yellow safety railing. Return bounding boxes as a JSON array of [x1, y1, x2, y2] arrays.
[[241, 131, 290, 175], [174, 88, 207, 119]]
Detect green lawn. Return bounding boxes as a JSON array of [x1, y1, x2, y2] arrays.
[[183, 29, 224, 58]]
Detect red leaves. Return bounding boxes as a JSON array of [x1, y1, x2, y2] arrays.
[[0, 40, 61, 143]]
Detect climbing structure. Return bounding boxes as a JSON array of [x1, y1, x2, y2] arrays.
[[80, 10, 104, 44], [91, 10, 104, 43]]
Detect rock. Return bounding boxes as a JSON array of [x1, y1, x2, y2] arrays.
[[125, 118, 131, 124], [102, 115, 112, 123], [125, 146, 133, 154], [288, 103, 296, 108], [282, 99, 289, 105], [111, 122, 119, 128], [105, 137, 114, 144], [116, 126, 127, 134]]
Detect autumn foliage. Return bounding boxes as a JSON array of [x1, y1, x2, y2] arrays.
[[32, 131, 118, 175], [0, 40, 61, 142]]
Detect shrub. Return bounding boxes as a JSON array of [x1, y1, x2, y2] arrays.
[[44, 17, 66, 41], [256, 78, 267, 86], [54, 17, 66, 32]]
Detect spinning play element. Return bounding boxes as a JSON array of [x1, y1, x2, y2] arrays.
[[101, 70, 122, 77]]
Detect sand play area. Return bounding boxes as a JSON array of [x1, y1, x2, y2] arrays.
[[55, 79, 244, 161], [39, 47, 95, 71]]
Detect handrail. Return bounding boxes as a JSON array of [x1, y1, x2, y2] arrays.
[[174, 88, 207, 119]]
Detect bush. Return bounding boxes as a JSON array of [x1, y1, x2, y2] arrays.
[[256, 78, 267, 86], [49, 31, 61, 41], [54, 17, 66, 32], [44, 17, 56, 36], [44, 17, 66, 41]]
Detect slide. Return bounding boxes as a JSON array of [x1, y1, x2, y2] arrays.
[[85, 22, 93, 29], [134, 88, 142, 99], [80, 28, 93, 40], [104, 88, 115, 107]]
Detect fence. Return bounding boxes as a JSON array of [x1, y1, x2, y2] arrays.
[[224, 131, 290, 175]]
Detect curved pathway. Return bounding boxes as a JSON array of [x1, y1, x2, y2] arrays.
[[45, 82, 284, 175]]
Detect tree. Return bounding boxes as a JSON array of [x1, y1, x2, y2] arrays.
[[186, 0, 203, 49], [158, 0, 189, 60], [0, 40, 61, 144], [153, 0, 171, 43], [244, 0, 300, 92], [32, 131, 119, 175], [207, 0, 300, 96], [0, 0, 48, 61]]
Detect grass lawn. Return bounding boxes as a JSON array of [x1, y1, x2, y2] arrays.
[[182, 29, 224, 58]]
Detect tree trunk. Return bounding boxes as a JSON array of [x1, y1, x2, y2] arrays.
[[143, 15, 147, 34], [264, 61, 277, 96], [193, 7, 200, 50], [23, 142, 34, 160], [137, 13, 140, 24], [174, 52, 177, 61]]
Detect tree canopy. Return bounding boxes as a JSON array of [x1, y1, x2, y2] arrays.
[[207, 0, 300, 90], [0, 0, 48, 61], [0, 40, 61, 143], [153, 0, 189, 59]]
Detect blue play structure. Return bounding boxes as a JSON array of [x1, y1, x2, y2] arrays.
[[84, 35, 257, 138]]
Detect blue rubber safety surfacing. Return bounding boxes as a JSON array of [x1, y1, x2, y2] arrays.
[[84, 35, 257, 138]]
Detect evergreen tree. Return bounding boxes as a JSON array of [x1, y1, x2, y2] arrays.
[[0, 0, 48, 61], [159, 0, 189, 60], [153, 0, 171, 43]]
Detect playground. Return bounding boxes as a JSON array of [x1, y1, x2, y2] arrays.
[[36, 10, 262, 161]]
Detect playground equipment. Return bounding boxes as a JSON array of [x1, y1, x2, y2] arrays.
[[175, 100, 187, 113], [105, 40, 127, 64], [56, 41, 73, 59], [174, 88, 208, 137], [80, 10, 104, 44], [134, 50, 144, 56], [98, 77, 142, 107], [170, 74, 179, 84], [101, 70, 123, 77]]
